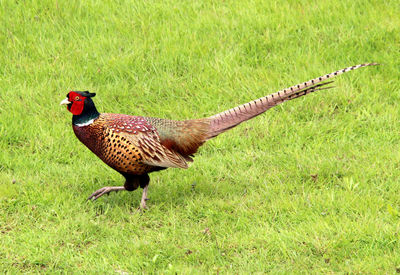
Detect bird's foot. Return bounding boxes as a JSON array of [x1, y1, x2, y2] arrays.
[[87, 186, 125, 201], [140, 198, 149, 210]]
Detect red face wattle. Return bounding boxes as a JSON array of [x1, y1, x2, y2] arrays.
[[66, 91, 87, 115]]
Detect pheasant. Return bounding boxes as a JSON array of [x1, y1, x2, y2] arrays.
[[61, 63, 377, 208]]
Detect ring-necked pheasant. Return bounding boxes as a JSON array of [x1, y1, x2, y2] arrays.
[[61, 63, 377, 208]]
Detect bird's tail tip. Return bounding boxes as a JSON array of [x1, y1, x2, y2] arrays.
[[366, 62, 381, 66]]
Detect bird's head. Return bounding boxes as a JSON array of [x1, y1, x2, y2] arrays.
[[60, 91, 97, 115]]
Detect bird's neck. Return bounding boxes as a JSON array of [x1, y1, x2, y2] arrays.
[[72, 101, 100, 126]]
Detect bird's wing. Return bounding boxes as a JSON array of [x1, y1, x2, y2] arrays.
[[123, 131, 190, 169], [103, 113, 190, 169]]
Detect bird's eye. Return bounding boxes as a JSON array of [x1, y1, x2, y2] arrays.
[[75, 96, 80, 101]]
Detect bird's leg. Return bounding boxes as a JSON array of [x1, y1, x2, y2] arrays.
[[87, 186, 125, 201], [140, 185, 149, 209], [137, 174, 151, 209], [87, 174, 150, 208]]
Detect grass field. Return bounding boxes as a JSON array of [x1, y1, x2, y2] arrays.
[[1, 0, 399, 273]]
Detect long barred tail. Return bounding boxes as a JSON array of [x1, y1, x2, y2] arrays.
[[207, 63, 378, 139]]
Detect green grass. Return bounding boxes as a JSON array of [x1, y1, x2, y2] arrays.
[[0, 0, 399, 273]]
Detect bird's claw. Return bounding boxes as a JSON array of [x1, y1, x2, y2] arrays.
[[87, 186, 124, 201], [139, 202, 148, 210], [87, 187, 110, 201], [140, 197, 149, 210]]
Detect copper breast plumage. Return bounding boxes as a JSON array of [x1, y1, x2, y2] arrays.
[[73, 114, 158, 175]]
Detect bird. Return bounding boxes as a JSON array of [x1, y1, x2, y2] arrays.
[[61, 63, 377, 209]]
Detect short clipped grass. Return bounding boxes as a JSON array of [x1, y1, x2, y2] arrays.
[[1, 0, 399, 273]]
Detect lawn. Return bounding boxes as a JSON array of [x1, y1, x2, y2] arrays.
[[1, 0, 399, 273]]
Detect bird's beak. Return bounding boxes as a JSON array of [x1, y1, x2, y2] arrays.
[[60, 98, 71, 106]]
